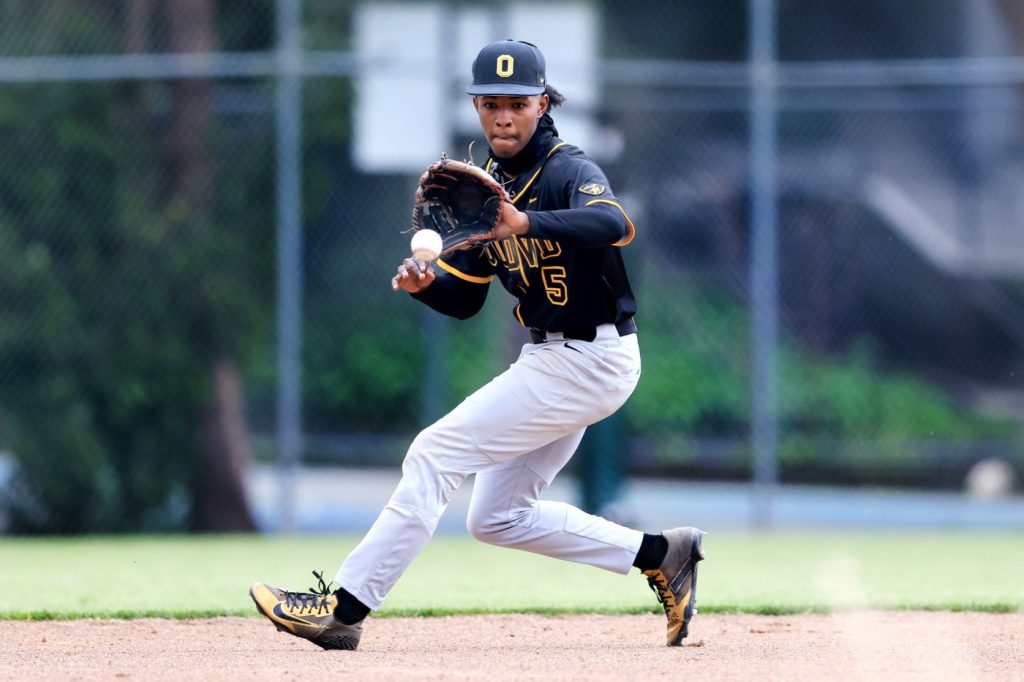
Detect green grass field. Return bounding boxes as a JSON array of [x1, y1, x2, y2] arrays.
[[1, 530, 1021, 619]]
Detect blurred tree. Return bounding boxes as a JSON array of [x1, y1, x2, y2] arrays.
[[0, 0, 273, 532], [164, 0, 255, 531]]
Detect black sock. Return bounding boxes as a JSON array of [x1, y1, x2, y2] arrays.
[[632, 533, 669, 571], [333, 587, 370, 625]]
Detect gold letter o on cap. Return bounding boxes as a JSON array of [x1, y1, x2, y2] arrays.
[[496, 54, 514, 77]]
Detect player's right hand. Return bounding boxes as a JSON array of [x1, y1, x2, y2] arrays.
[[391, 257, 436, 293]]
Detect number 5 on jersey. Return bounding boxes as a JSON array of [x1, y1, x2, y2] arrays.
[[541, 266, 568, 305]]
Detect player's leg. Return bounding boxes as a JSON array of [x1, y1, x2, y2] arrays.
[[460, 330, 645, 572], [466, 426, 705, 647], [331, 422, 492, 611], [465, 429, 642, 574], [251, 327, 644, 648], [334, 329, 642, 609], [465, 333, 705, 646], [249, 408, 499, 649]]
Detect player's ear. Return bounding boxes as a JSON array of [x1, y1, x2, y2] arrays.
[[472, 95, 480, 110], [538, 94, 549, 116]]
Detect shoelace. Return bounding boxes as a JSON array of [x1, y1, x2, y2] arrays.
[[646, 573, 675, 612], [284, 570, 335, 615]]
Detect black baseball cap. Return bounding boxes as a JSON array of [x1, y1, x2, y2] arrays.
[[466, 40, 547, 96]]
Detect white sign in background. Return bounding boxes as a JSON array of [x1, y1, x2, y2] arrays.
[[355, 2, 597, 173]]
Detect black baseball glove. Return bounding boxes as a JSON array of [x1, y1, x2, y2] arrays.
[[412, 157, 510, 255]]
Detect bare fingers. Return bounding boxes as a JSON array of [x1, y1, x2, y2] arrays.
[[391, 257, 432, 292]]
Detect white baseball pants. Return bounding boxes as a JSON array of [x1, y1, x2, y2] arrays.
[[335, 323, 644, 610]]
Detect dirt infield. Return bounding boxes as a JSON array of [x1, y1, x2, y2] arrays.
[[4, 612, 1021, 681]]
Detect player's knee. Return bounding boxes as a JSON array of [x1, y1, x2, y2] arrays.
[[400, 431, 464, 505], [466, 505, 532, 545], [399, 441, 432, 483], [402, 426, 452, 476], [465, 509, 496, 543], [466, 513, 505, 544]]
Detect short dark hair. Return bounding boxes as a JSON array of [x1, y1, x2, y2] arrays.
[[544, 84, 565, 108]]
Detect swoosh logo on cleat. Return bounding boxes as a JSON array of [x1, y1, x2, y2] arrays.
[[272, 602, 307, 622], [669, 567, 688, 593]]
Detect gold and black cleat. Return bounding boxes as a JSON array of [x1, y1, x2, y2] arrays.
[[643, 527, 705, 646], [249, 571, 363, 651]]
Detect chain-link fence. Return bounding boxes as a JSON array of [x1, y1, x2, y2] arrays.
[[1, 0, 1022, 532]]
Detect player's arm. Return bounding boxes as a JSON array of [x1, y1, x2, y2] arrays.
[[493, 195, 627, 247], [392, 254, 493, 320], [515, 161, 635, 247], [525, 201, 630, 247]]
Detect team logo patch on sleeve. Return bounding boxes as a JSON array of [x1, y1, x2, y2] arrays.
[[578, 182, 605, 195]]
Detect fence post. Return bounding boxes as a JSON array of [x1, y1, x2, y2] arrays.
[[749, 0, 780, 527], [275, 0, 304, 533]]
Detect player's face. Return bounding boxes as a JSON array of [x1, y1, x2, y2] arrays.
[[473, 95, 549, 159]]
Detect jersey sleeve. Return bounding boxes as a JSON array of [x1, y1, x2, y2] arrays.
[[526, 158, 636, 247], [410, 248, 495, 320]]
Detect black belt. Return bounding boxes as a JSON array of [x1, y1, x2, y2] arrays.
[[529, 318, 637, 344]]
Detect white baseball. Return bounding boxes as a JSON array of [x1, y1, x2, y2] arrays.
[[410, 229, 443, 261]]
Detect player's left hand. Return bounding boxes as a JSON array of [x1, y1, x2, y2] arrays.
[[492, 201, 530, 240]]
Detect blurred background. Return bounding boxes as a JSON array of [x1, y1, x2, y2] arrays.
[[0, 0, 1022, 535]]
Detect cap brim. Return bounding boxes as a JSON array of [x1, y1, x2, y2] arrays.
[[466, 83, 546, 96]]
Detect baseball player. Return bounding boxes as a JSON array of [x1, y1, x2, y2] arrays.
[[250, 39, 705, 650]]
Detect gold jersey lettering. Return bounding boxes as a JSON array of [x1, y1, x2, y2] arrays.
[[487, 237, 564, 287], [538, 240, 562, 259], [486, 238, 527, 282], [541, 266, 568, 305], [514, 237, 540, 269]]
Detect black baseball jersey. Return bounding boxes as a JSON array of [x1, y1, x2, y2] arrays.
[[412, 117, 636, 333]]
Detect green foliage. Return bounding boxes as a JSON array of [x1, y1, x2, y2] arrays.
[[299, 76, 426, 433], [0, 0, 119, 56], [447, 294, 516, 403], [0, 73, 273, 531], [303, 0, 358, 51], [627, 278, 1020, 468], [781, 342, 1008, 441], [0, 3, 288, 533], [303, 314, 422, 431], [628, 284, 749, 437]]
